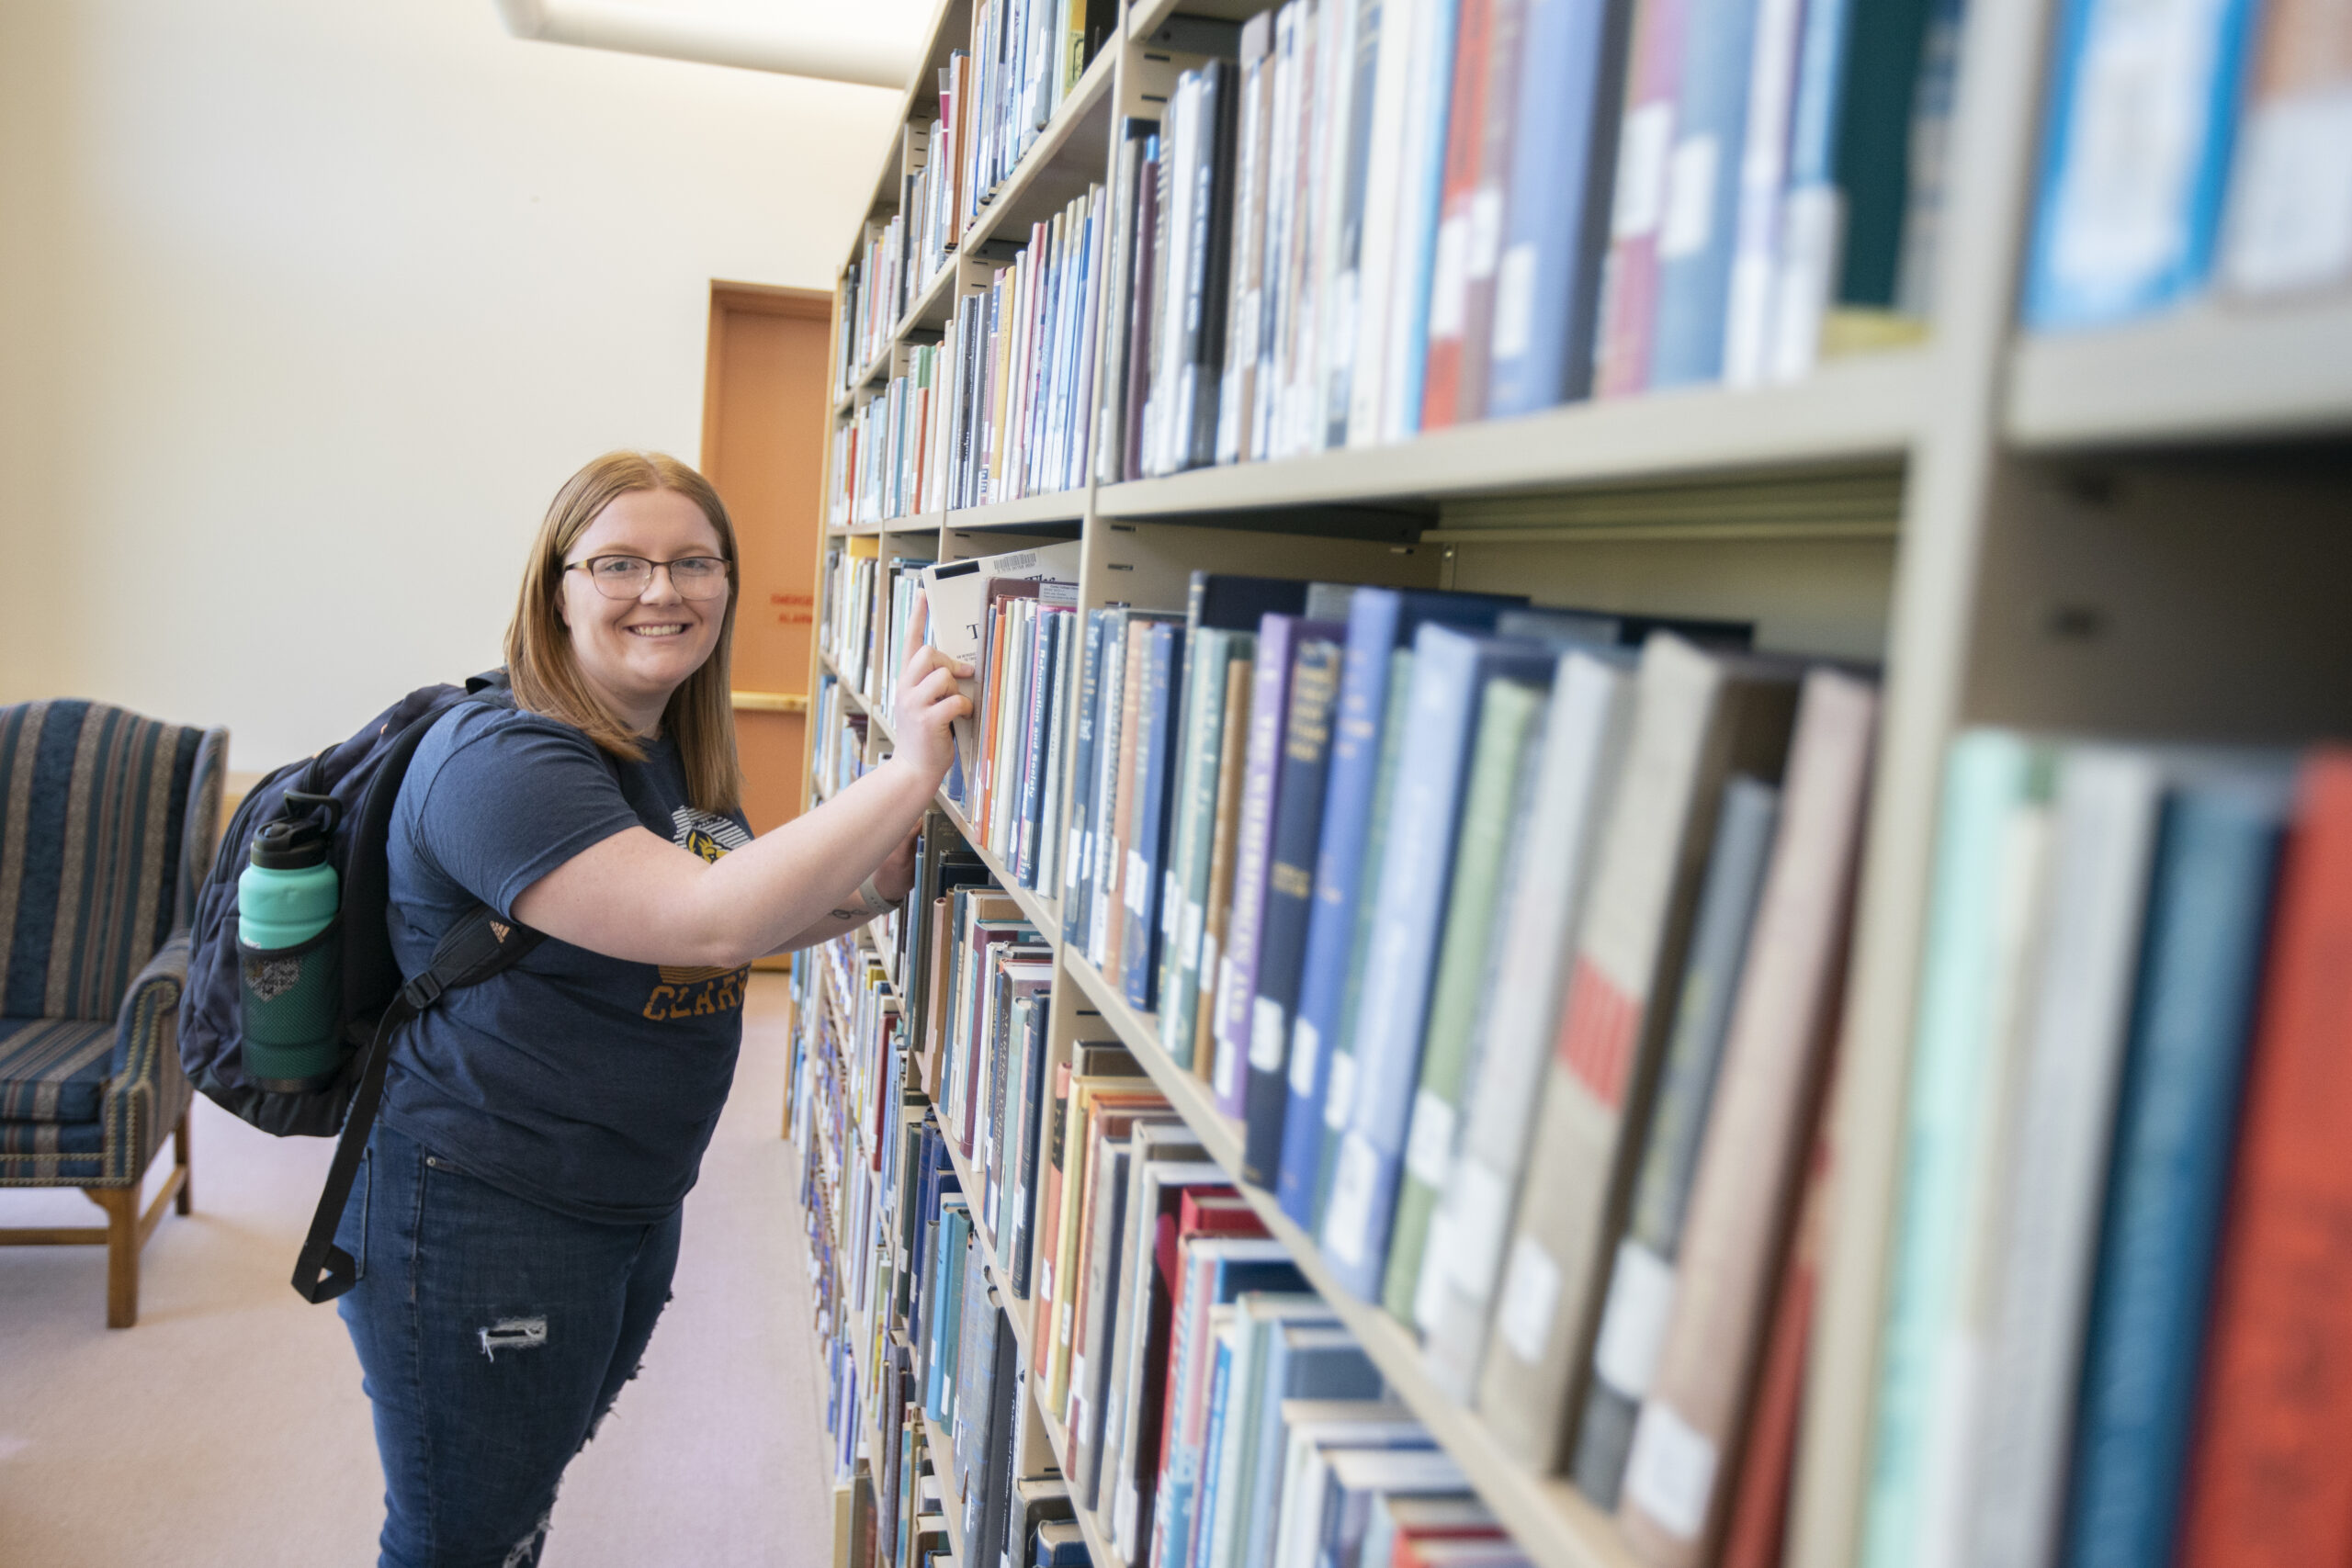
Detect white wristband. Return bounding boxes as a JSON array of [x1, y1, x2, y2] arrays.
[[856, 874, 895, 919]]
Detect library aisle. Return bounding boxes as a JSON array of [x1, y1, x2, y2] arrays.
[[0, 976, 827, 1568]]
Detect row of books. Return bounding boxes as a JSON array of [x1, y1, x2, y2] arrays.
[[833, 0, 1116, 400], [1859, 740, 2352, 1568], [814, 673, 875, 800], [947, 574, 1081, 891], [939, 190, 1108, 511], [930, 549, 1874, 1563], [820, 537, 933, 712], [2024, 0, 2352, 329], [833, 343, 950, 527], [1091, 0, 1951, 480], [797, 850, 1544, 1568]]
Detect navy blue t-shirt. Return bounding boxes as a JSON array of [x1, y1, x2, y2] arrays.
[[381, 705, 753, 1224]]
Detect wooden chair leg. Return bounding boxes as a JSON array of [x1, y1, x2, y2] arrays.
[[174, 1111, 193, 1215], [87, 1187, 140, 1328]]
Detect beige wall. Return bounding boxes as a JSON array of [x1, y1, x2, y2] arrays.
[[0, 0, 910, 770]]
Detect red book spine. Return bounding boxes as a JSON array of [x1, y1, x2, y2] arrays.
[[1716, 1138, 1828, 1568], [2178, 751, 2352, 1568], [1417, 0, 1498, 432]]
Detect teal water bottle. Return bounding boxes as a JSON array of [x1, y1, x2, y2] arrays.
[[238, 794, 345, 1091]]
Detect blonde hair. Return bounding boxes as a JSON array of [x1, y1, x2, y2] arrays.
[[504, 450, 744, 814]]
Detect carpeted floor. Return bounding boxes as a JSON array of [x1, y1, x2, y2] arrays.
[[0, 974, 833, 1568]]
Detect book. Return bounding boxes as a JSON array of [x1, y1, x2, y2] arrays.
[[1308, 656, 1417, 1234], [1416, 0, 1501, 431], [1854, 732, 2046, 1568], [1195, 652, 1260, 1088], [1152, 1232, 1305, 1568], [1417, 649, 1637, 1403], [1962, 749, 2166, 1568], [1318, 1450, 1474, 1568], [1376, 0, 1466, 441], [1215, 615, 1344, 1118], [1644, 0, 1764, 388], [1196, 1292, 1336, 1568], [1126, 621, 1189, 1008], [1321, 628, 1572, 1302], [1282, 588, 1524, 1230], [1267, 1406, 1433, 1568], [1611, 670, 1878, 1564], [1219, 15, 1279, 467], [2219, 0, 2352, 297], [1373, 673, 1552, 1322], [1100, 1158, 1229, 1537], [2057, 768, 2291, 1568], [1242, 633, 1347, 1188], [2177, 752, 2352, 1568], [1164, 628, 1248, 1067], [1572, 774, 1782, 1507], [927, 544, 1087, 791], [1714, 1137, 1830, 1568], [1234, 1322, 1385, 1568], [2022, 0, 2263, 328], [1590, 0, 1696, 396], [1474, 635, 1800, 1471], [1717, 0, 1811, 384]]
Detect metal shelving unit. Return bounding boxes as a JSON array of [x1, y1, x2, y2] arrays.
[[795, 0, 2352, 1561]]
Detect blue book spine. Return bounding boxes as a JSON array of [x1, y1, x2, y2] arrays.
[[1127, 622, 1186, 1007], [2021, 0, 2261, 330], [1278, 590, 1521, 1225], [1279, 590, 1405, 1227], [1646, 0, 1765, 386], [1017, 610, 1058, 887], [1065, 612, 1108, 946], [1317, 625, 1561, 1300], [1193, 1336, 1238, 1568], [2060, 777, 2289, 1568], [1389, 0, 1463, 436], [1481, 0, 1637, 414], [1244, 636, 1348, 1189]]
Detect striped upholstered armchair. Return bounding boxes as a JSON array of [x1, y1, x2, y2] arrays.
[[0, 700, 226, 1325]]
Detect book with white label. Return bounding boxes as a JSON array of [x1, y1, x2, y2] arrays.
[[1473, 635, 1800, 1472], [1612, 669, 1876, 1567], [1417, 649, 1637, 1403], [1570, 773, 1781, 1508]]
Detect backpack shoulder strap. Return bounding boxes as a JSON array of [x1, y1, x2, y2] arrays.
[[291, 903, 544, 1303]]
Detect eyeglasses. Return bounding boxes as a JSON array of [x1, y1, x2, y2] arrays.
[[566, 554, 732, 602]]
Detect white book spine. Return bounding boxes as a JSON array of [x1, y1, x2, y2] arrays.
[[1344, 0, 1422, 448], [1963, 751, 2162, 1568]]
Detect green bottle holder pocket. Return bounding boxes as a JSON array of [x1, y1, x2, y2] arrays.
[[239, 918, 345, 1091]]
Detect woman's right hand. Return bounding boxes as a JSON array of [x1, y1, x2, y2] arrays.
[[892, 592, 971, 794]]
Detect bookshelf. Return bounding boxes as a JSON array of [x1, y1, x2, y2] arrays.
[[790, 0, 2352, 1559]]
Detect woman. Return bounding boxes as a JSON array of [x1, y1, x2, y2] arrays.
[[334, 450, 966, 1567]]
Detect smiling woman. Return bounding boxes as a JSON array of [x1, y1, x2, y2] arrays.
[[324, 450, 973, 1568]]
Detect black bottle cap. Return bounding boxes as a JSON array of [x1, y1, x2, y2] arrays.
[[251, 818, 332, 870]]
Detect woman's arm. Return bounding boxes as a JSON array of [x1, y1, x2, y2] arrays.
[[514, 604, 968, 967]]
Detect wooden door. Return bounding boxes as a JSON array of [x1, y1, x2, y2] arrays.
[[701, 282, 831, 834]]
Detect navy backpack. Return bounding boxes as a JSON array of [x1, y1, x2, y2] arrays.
[[179, 671, 543, 1303]]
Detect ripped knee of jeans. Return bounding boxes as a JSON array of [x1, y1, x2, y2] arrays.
[[501, 1503, 555, 1567], [478, 1315, 548, 1361]]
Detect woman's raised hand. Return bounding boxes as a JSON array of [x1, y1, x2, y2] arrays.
[[892, 592, 971, 794]]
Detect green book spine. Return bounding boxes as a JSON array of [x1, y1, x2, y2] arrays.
[[1163, 630, 1235, 1064], [1379, 677, 1548, 1320], [1859, 729, 2041, 1568], [1311, 648, 1418, 1230], [1168, 633, 1243, 1065]]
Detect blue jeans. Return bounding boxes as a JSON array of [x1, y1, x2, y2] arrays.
[[335, 1121, 682, 1568]]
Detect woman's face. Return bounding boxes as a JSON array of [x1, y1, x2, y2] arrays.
[[557, 487, 729, 733]]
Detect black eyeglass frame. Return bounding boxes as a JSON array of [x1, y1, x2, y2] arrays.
[[562, 554, 735, 602]]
